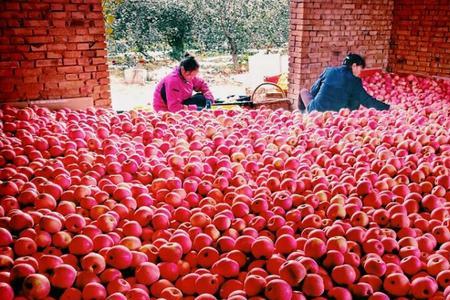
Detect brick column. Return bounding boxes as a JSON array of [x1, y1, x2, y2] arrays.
[[389, 0, 450, 77], [288, 0, 394, 107], [0, 0, 111, 107]]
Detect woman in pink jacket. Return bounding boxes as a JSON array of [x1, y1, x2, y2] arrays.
[[153, 54, 214, 112]]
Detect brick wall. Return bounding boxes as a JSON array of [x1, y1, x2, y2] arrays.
[[0, 0, 111, 107], [389, 0, 450, 77], [288, 0, 394, 105]]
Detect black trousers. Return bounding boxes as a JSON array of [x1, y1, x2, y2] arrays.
[[182, 93, 210, 109]]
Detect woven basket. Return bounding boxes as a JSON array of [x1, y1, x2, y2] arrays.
[[253, 99, 292, 110], [251, 82, 293, 111]]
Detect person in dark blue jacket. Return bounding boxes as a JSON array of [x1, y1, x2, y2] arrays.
[[299, 53, 390, 112]]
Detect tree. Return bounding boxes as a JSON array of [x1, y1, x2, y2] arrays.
[[110, 0, 194, 59], [190, 0, 289, 69], [190, 0, 252, 68], [154, 1, 193, 60], [104, 0, 289, 64], [111, 1, 161, 55]]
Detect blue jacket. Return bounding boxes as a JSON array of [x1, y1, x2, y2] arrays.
[[307, 66, 390, 112]]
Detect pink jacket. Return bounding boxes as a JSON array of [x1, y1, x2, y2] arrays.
[[153, 67, 214, 112]]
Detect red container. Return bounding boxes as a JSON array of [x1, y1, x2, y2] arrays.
[[264, 74, 281, 84]]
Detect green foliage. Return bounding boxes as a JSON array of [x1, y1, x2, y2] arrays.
[[154, 1, 193, 60], [190, 0, 289, 68], [106, 0, 289, 65]]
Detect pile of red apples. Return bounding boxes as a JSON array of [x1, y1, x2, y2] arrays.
[[0, 72, 449, 300]]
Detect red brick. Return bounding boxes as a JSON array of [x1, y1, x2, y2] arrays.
[[0, 81, 15, 92], [22, 90, 42, 100], [47, 52, 63, 59], [97, 65, 109, 71], [75, 28, 89, 35], [86, 12, 103, 19], [0, 69, 13, 77], [63, 58, 77, 65], [79, 73, 92, 80], [95, 71, 109, 79], [42, 82, 60, 90], [0, 11, 24, 19], [85, 79, 98, 87], [0, 61, 19, 68], [68, 35, 95, 43], [93, 20, 104, 27], [64, 88, 83, 97], [35, 59, 61, 67], [54, 36, 69, 43], [12, 28, 33, 36], [6, 3, 20, 10], [47, 44, 67, 51], [23, 76, 39, 83], [88, 27, 105, 35], [50, 4, 64, 11], [92, 57, 106, 65], [11, 37, 25, 44], [33, 28, 48, 35], [24, 20, 49, 27], [39, 74, 65, 83], [67, 44, 77, 51], [63, 51, 82, 58], [65, 74, 79, 80], [91, 3, 103, 11], [28, 12, 44, 20], [20, 61, 35, 68], [90, 42, 106, 49], [7, 19, 22, 28], [77, 58, 92, 65], [26, 36, 54, 44], [94, 99, 111, 107], [15, 68, 42, 77], [71, 12, 85, 19], [0, 92, 21, 101], [49, 28, 72, 36], [100, 91, 110, 99], [24, 52, 46, 60], [93, 34, 106, 42], [49, 12, 67, 19], [77, 43, 90, 50], [51, 20, 67, 27], [0, 45, 15, 53], [57, 66, 83, 73], [78, 4, 90, 11], [65, 4, 78, 11], [59, 80, 84, 89], [80, 86, 93, 95], [96, 50, 107, 57], [84, 66, 97, 72]]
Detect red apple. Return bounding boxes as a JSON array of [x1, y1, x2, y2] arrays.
[[22, 274, 50, 300], [50, 264, 77, 288]]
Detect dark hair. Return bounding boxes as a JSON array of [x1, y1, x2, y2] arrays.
[[342, 53, 366, 69], [180, 53, 200, 72]]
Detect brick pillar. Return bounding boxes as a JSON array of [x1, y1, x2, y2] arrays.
[[0, 0, 111, 107], [288, 0, 394, 108], [389, 0, 450, 77]]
